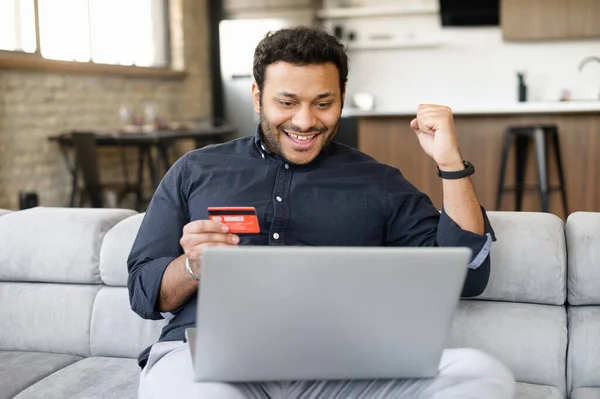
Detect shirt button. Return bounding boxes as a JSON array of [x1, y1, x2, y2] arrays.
[[261, 144, 266, 151], [261, 153, 265, 159], [284, 163, 289, 169], [273, 233, 280, 240], [276, 196, 282, 202]]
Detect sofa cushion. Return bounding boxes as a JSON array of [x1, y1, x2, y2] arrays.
[[13, 357, 140, 399], [100, 213, 144, 287], [479, 212, 566, 305], [0, 351, 82, 399], [567, 306, 600, 391], [515, 382, 565, 399], [0, 207, 137, 284], [566, 212, 600, 305], [0, 283, 100, 356], [447, 300, 567, 390], [571, 388, 600, 399], [90, 286, 166, 358]]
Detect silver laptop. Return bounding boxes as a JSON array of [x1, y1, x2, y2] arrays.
[[186, 246, 471, 382]]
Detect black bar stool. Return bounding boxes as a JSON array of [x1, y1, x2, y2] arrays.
[[495, 125, 568, 214]]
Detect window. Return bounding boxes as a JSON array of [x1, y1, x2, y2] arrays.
[[0, 0, 36, 53], [1, 0, 169, 68]]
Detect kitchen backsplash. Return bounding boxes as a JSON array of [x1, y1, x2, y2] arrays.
[[342, 27, 600, 110], [323, 0, 435, 8]]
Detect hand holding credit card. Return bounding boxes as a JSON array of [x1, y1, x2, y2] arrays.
[[207, 207, 260, 234]]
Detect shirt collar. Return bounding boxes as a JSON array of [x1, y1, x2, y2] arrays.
[[253, 124, 332, 161], [254, 124, 272, 155]]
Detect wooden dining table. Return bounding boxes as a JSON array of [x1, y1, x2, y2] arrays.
[[48, 124, 237, 208]]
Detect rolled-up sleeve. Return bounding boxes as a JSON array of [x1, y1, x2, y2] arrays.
[[437, 207, 495, 270], [127, 155, 190, 320], [436, 207, 496, 297], [384, 167, 496, 297]]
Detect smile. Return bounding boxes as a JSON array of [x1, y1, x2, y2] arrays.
[[283, 131, 320, 141]]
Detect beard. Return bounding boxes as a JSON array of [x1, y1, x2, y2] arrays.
[[259, 108, 340, 165]]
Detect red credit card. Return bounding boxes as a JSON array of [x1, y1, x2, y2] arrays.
[[207, 207, 260, 234]]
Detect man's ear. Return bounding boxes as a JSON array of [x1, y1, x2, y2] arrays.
[[252, 82, 261, 114], [341, 90, 346, 109]]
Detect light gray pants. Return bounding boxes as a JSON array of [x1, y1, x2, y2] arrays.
[[138, 341, 515, 399]]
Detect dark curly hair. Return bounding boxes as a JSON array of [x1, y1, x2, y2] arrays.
[[253, 26, 348, 96]]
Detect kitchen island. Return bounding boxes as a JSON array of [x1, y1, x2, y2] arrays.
[[344, 102, 600, 219]]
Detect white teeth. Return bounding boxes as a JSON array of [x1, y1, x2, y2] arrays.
[[287, 132, 316, 141]]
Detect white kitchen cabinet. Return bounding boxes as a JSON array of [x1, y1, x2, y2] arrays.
[[268, 0, 313, 8], [317, 2, 439, 19], [223, 0, 268, 11], [224, 0, 318, 17]]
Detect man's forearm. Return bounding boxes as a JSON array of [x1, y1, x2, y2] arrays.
[[441, 162, 484, 235], [157, 255, 199, 313]]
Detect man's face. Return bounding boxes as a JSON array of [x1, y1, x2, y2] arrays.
[[252, 62, 345, 165]]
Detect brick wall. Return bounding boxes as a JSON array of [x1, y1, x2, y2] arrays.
[[0, 0, 212, 210]]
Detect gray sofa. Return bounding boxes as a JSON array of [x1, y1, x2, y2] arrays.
[[0, 207, 598, 399]]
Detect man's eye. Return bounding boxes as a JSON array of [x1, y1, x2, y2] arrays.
[[316, 103, 332, 109], [279, 101, 294, 107]]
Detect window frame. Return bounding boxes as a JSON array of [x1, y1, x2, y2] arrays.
[[0, 0, 184, 79]]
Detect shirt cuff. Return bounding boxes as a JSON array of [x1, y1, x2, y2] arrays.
[[467, 232, 493, 269], [160, 312, 175, 320], [436, 206, 496, 270]]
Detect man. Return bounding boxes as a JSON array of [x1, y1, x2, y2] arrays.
[[129, 27, 514, 398]]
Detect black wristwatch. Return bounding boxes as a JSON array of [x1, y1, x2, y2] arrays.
[[437, 160, 475, 179]]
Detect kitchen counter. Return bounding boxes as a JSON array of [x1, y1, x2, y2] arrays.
[[342, 101, 600, 117], [354, 108, 600, 218]]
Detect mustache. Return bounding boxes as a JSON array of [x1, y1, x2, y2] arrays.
[[278, 125, 328, 134]]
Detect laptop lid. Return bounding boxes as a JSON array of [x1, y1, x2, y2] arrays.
[[192, 246, 471, 382]]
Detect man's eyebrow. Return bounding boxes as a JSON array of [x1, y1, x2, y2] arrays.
[[314, 92, 334, 100], [275, 91, 335, 100], [277, 91, 298, 99]]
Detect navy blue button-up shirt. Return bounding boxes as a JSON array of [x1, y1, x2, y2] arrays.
[[127, 127, 495, 368]]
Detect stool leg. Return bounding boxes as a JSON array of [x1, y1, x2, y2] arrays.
[[551, 128, 568, 216], [70, 169, 79, 207], [495, 131, 512, 210], [515, 135, 529, 211], [533, 128, 549, 212]]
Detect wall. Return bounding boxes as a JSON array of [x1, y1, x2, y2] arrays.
[[343, 26, 600, 110], [0, 0, 212, 210]]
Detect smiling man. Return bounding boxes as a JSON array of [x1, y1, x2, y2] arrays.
[[254, 62, 341, 165], [129, 27, 514, 398]]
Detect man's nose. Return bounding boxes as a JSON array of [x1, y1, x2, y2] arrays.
[[291, 105, 317, 132]]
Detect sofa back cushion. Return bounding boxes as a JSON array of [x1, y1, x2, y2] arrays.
[[95, 213, 166, 358], [459, 212, 569, 389], [565, 212, 600, 392], [567, 306, 600, 391], [0, 207, 136, 284], [99, 213, 144, 287], [566, 212, 600, 305], [90, 286, 166, 358], [448, 300, 567, 390], [480, 212, 566, 305], [0, 283, 100, 356]]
